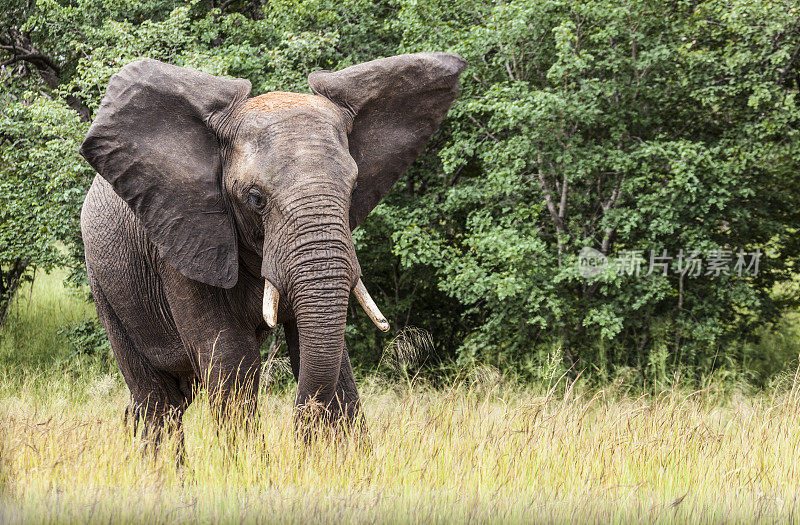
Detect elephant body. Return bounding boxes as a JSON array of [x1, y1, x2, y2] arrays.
[[83, 175, 265, 423], [79, 54, 465, 442], [83, 174, 360, 430]]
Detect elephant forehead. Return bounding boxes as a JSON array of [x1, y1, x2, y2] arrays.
[[244, 92, 331, 112]]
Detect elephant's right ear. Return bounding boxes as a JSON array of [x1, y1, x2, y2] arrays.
[[80, 59, 251, 289]]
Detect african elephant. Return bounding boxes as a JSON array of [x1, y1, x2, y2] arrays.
[[79, 53, 465, 444]]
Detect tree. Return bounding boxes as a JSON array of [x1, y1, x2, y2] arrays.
[[390, 0, 800, 382], [0, 98, 91, 323]]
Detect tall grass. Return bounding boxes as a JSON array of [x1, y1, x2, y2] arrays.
[[0, 269, 95, 371], [2, 272, 800, 523]]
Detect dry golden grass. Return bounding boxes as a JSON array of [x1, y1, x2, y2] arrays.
[[2, 270, 800, 523], [2, 371, 800, 523]]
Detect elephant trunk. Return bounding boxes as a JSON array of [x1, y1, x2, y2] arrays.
[[272, 201, 360, 412], [292, 281, 350, 409]]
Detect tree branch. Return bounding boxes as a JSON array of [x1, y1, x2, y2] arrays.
[[0, 30, 91, 121], [1, 53, 61, 75], [534, 155, 565, 263], [599, 178, 623, 254], [466, 114, 500, 142]]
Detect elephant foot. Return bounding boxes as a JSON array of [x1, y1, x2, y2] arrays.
[[123, 398, 187, 465]]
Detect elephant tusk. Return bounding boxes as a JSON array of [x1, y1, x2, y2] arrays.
[[353, 278, 390, 332], [262, 280, 279, 328]]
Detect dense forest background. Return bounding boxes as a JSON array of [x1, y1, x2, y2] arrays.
[[1, 0, 799, 386]]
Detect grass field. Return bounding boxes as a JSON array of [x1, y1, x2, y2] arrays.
[[2, 271, 800, 523]]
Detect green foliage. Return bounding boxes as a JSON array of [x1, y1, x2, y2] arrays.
[[57, 318, 111, 360], [2, 0, 799, 385], [0, 96, 92, 320], [387, 0, 800, 383]]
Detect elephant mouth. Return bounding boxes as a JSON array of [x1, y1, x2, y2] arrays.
[[261, 277, 389, 332]]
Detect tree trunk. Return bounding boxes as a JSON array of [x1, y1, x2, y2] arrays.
[[0, 258, 29, 328]]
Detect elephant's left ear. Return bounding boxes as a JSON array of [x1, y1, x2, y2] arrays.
[[308, 53, 466, 229]]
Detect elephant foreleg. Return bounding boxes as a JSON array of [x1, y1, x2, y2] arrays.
[[161, 268, 262, 429], [90, 276, 191, 457], [333, 346, 362, 423]]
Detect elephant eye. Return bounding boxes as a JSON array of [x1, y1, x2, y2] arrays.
[[247, 187, 266, 210]]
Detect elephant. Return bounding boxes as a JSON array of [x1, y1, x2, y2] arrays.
[[78, 53, 466, 445]]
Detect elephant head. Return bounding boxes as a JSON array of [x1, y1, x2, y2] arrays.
[[79, 53, 465, 412]]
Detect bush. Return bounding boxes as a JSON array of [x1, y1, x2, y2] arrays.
[[0, 97, 92, 323], [58, 318, 111, 361]]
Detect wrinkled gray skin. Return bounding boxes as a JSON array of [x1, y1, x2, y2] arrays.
[[79, 53, 465, 445]]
